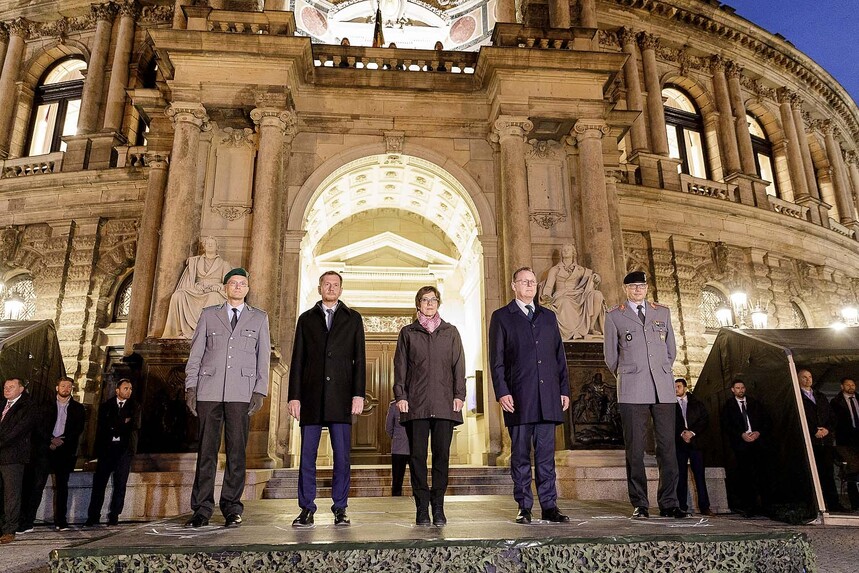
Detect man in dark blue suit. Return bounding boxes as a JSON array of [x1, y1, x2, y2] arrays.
[[489, 266, 570, 524]]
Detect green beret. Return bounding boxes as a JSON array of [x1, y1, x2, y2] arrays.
[[223, 268, 249, 284]]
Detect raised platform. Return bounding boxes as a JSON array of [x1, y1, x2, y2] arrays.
[[50, 496, 815, 573]]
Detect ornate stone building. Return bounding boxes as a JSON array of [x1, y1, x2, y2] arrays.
[[0, 0, 857, 471]]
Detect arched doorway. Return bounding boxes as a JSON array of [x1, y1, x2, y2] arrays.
[[291, 152, 487, 465]]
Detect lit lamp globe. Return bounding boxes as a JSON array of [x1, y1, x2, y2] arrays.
[[750, 307, 768, 329], [715, 306, 733, 328], [3, 294, 25, 321]]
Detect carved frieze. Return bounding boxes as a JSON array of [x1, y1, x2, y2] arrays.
[[529, 211, 567, 229], [363, 315, 413, 333]]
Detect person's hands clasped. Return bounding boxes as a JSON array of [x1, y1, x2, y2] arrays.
[[186, 387, 198, 417], [453, 399, 464, 413], [288, 399, 301, 420], [397, 399, 409, 413], [499, 395, 515, 413], [561, 395, 570, 412], [351, 396, 365, 415]]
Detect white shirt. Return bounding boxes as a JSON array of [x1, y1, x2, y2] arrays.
[[514, 299, 535, 317], [226, 302, 246, 323], [628, 300, 646, 316], [735, 398, 752, 432]]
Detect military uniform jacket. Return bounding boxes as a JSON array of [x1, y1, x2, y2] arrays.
[[488, 300, 570, 427], [186, 303, 271, 402], [603, 300, 676, 404], [288, 301, 366, 426]]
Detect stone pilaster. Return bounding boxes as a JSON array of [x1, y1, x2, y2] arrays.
[[0, 25, 9, 84], [497, 0, 515, 24], [124, 152, 169, 354], [0, 18, 29, 159], [492, 116, 534, 282], [277, 229, 304, 463], [248, 106, 295, 342], [548, 0, 571, 29], [638, 33, 668, 156], [846, 151, 859, 221], [579, 0, 597, 27], [572, 120, 621, 306], [669, 239, 706, 378], [149, 102, 210, 338], [648, 233, 689, 380], [710, 56, 741, 176], [821, 121, 858, 231], [619, 28, 648, 155]]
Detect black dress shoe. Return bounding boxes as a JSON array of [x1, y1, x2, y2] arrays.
[[432, 506, 447, 526], [416, 507, 431, 526], [515, 508, 532, 524], [659, 507, 687, 519], [185, 514, 209, 528], [701, 509, 715, 517], [541, 507, 570, 523], [632, 506, 649, 519], [224, 513, 243, 528], [332, 507, 350, 526], [292, 509, 314, 527], [84, 519, 99, 527]]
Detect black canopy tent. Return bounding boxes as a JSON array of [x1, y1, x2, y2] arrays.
[[0, 320, 66, 402], [693, 327, 859, 524]]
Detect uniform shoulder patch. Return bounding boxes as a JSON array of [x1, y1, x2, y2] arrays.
[[607, 304, 623, 312], [650, 302, 668, 309]]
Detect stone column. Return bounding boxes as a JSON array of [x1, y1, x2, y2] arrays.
[[821, 120, 857, 228], [497, 0, 516, 24], [603, 169, 625, 294], [493, 116, 534, 281], [0, 19, 29, 159], [573, 120, 621, 306], [124, 152, 169, 354], [103, 1, 138, 133], [0, 26, 9, 82], [248, 107, 294, 337], [777, 88, 810, 201], [638, 33, 668, 156], [580, 0, 597, 27], [78, 4, 115, 134], [619, 28, 647, 154], [148, 103, 209, 337], [846, 152, 859, 220], [710, 56, 741, 176], [792, 101, 821, 201], [725, 62, 755, 175], [548, 0, 571, 29]]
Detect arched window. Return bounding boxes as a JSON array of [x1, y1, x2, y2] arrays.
[[2, 275, 36, 320], [700, 285, 730, 331], [747, 114, 778, 197], [791, 301, 808, 329], [663, 86, 708, 179], [26, 58, 86, 156], [113, 274, 133, 322]]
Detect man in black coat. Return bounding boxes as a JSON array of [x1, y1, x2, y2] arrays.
[[85, 379, 139, 526], [830, 377, 859, 510], [0, 378, 35, 544], [19, 376, 85, 532], [721, 379, 770, 517], [288, 271, 366, 527], [797, 369, 844, 511], [674, 378, 712, 516]]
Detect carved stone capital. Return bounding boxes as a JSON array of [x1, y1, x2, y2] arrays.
[[384, 131, 405, 154], [0, 23, 8, 42], [250, 108, 295, 135], [618, 26, 637, 47], [165, 102, 209, 129], [709, 55, 726, 73], [144, 152, 169, 169], [7, 17, 32, 39], [845, 150, 859, 167], [725, 60, 742, 79], [776, 87, 793, 105], [91, 2, 117, 23], [572, 120, 610, 142], [637, 32, 659, 51], [139, 4, 174, 24], [818, 118, 834, 135], [116, 0, 141, 20], [493, 116, 533, 141]]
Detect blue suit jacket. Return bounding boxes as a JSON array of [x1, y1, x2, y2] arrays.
[[489, 300, 570, 427]]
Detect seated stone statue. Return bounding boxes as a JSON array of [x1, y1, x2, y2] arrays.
[[162, 236, 233, 339], [540, 243, 605, 340]]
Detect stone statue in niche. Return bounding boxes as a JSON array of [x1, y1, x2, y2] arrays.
[[571, 372, 622, 446], [541, 243, 605, 340], [162, 236, 233, 339]]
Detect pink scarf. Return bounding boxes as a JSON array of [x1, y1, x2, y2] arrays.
[[417, 311, 442, 333]]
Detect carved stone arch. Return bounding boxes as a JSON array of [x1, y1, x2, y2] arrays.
[[21, 40, 90, 87], [745, 99, 783, 144], [660, 72, 716, 116], [92, 237, 137, 329], [788, 297, 814, 328]]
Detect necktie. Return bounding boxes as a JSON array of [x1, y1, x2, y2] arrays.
[[525, 305, 534, 321], [637, 304, 645, 324], [118, 400, 125, 410], [1, 401, 10, 422], [326, 308, 334, 330], [679, 398, 688, 428], [849, 396, 859, 429], [740, 400, 751, 432], [231, 308, 239, 331]]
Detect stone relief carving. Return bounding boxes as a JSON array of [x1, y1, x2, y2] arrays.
[[162, 236, 233, 339], [363, 315, 413, 333], [540, 243, 605, 340], [529, 211, 567, 229], [210, 127, 255, 221]]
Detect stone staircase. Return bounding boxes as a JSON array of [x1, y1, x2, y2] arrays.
[[263, 465, 513, 499]]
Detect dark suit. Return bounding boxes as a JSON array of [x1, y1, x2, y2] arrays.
[[489, 300, 569, 511], [288, 301, 366, 512], [800, 389, 841, 509], [20, 397, 84, 529], [0, 392, 36, 535], [830, 392, 859, 509], [675, 392, 710, 513], [721, 396, 770, 515], [86, 398, 139, 524]]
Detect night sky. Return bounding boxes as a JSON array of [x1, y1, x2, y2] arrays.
[[726, 1, 858, 105]]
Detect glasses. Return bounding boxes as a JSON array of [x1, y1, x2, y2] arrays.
[[420, 297, 440, 305], [626, 283, 647, 290], [226, 281, 248, 288], [515, 280, 538, 286]]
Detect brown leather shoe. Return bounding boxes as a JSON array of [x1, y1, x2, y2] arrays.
[[701, 509, 715, 517], [0, 533, 15, 544]]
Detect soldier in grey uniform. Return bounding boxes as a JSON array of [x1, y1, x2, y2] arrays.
[[603, 271, 685, 519], [184, 267, 270, 528]]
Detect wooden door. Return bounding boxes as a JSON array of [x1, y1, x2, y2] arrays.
[[351, 339, 397, 464]]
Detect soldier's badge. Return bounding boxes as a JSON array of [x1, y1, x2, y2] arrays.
[[625, 331, 633, 341]]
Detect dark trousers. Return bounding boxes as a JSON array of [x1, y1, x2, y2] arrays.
[[391, 454, 409, 496], [405, 419, 454, 509], [812, 444, 841, 510], [619, 403, 679, 509], [51, 455, 75, 526], [509, 423, 558, 510], [676, 444, 710, 512], [87, 446, 132, 523], [730, 444, 767, 514], [191, 401, 250, 519], [20, 452, 51, 530], [0, 463, 24, 535], [298, 423, 351, 512]]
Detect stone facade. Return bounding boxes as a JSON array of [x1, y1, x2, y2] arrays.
[[0, 0, 856, 470]]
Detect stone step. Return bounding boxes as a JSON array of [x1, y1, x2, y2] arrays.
[[263, 484, 514, 499]]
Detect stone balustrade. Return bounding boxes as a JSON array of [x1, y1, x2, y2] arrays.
[[768, 196, 809, 221], [1, 152, 64, 178], [312, 46, 477, 74], [828, 218, 856, 239], [491, 23, 596, 50], [114, 146, 148, 168], [679, 173, 740, 202], [183, 7, 296, 36]]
